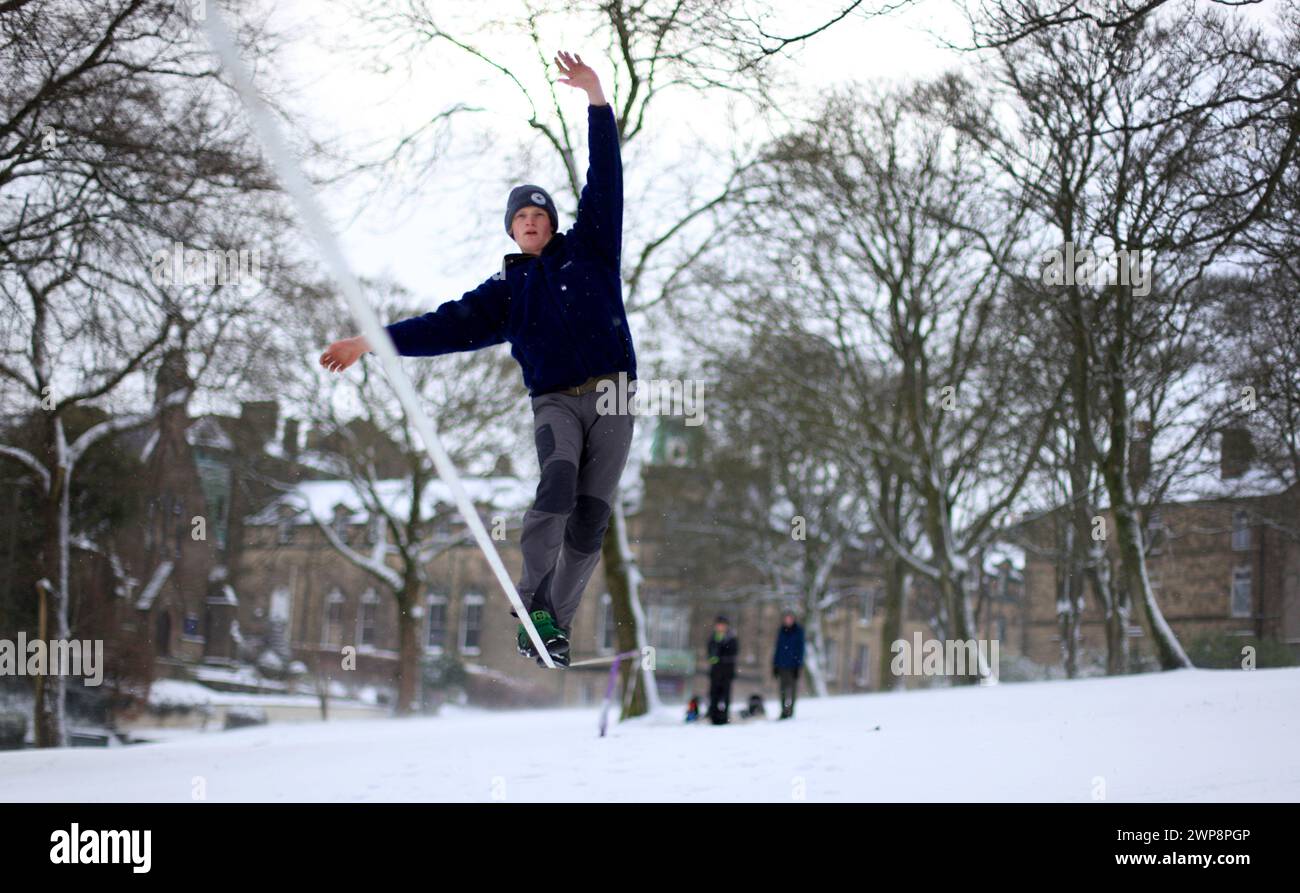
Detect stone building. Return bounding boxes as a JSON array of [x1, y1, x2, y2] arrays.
[[1016, 440, 1300, 670]]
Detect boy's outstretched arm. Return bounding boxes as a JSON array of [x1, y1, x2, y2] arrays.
[[556, 51, 622, 268], [319, 273, 509, 373]]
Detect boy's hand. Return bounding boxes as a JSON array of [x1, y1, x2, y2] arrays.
[[554, 51, 605, 105], [320, 335, 370, 373]]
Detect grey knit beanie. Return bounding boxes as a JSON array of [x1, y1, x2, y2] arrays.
[[504, 185, 559, 237]]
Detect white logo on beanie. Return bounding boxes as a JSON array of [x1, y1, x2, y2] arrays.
[[531, 191, 546, 205]]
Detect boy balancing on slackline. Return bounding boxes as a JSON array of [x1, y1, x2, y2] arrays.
[[319, 51, 636, 669]]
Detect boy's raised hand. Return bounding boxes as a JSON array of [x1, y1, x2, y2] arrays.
[[554, 51, 604, 104]]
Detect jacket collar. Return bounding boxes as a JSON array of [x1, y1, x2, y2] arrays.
[[502, 231, 565, 273]]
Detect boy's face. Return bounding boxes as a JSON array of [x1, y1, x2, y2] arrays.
[[511, 206, 554, 255]]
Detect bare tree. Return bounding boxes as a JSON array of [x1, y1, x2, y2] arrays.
[[948, 0, 1299, 670], [0, 0, 293, 745], [717, 81, 1052, 685]]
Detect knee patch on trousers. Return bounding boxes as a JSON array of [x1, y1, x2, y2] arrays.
[[564, 494, 611, 553], [534, 460, 577, 514], [534, 423, 556, 464]]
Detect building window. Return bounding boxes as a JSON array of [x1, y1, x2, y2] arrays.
[[859, 590, 874, 623], [358, 590, 379, 648], [332, 507, 350, 545], [1146, 510, 1166, 555], [823, 638, 839, 681], [646, 603, 690, 651], [598, 593, 616, 654], [269, 586, 292, 651], [1231, 510, 1250, 551], [854, 644, 870, 686], [278, 515, 295, 545], [1231, 567, 1252, 618], [460, 592, 484, 654], [426, 593, 448, 653], [323, 589, 345, 647], [155, 611, 172, 657]]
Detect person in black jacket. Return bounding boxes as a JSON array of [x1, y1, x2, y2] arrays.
[[706, 615, 738, 725], [772, 609, 805, 719]]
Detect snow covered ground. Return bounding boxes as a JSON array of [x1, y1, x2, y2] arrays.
[[2, 667, 1297, 802]]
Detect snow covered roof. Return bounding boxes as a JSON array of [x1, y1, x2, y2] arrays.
[[246, 475, 537, 526], [1159, 466, 1289, 504], [1015, 467, 1291, 528], [135, 560, 174, 610]]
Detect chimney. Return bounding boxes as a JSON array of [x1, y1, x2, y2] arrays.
[[239, 400, 278, 447], [1220, 427, 1255, 480], [282, 418, 299, 459], [1128, 420, 1152, 493]]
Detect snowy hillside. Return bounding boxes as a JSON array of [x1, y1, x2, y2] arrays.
[[3, 667, 1297, 802]]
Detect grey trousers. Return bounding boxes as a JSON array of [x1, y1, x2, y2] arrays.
[[778, 667, 799, 717], [517, 386, 635, 630]]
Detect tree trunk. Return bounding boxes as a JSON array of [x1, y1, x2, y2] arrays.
[[877, 552, 907, 691], [1058, 517, 1086, 678], [602, 497, 659, 719], [939, 570, 983, 686], [1091, 552, 1128, 675], [1108, 498, 1192, 670], [35, 414, 69, 748], [1098, 286, 1191, 671], [394, 579, 420, 715], [801, 600, 831, 697], [1096, 351, 1189, 671]]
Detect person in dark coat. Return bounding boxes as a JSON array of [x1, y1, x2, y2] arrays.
[[772, 609, 805, 719], [706, 615, 738, 725]]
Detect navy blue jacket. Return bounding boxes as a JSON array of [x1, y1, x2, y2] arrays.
[[384, 104, 637, 396], [773, 623, 805, 670]]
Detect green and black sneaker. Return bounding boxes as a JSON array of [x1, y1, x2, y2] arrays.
[[517, 610, 566, 660], [536, 624, 571, 668], [536, 647, 570, 669]]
